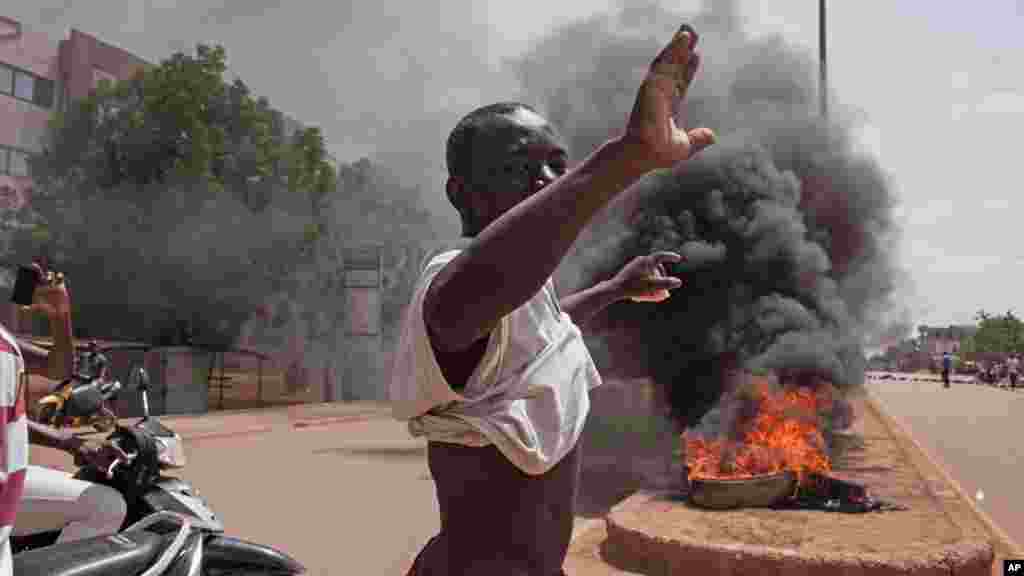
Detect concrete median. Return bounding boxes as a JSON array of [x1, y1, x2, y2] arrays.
[[564, 390, 1011, 575]]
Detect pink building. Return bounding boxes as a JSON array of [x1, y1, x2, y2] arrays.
[[0, 16, 58, 212], [1, 17, 148, 207], [59, 29, 149, 104], [0, 16, 148, 330], [918, 325, 976, 357]]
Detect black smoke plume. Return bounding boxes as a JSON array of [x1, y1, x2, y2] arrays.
[[512, 0, 902, 430]]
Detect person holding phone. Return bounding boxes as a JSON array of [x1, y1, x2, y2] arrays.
[[392, 24, 714, 575], [0, 262, 127, 574]]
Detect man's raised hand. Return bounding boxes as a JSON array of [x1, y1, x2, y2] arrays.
[[623, 24, 716, 171], [28, 261, 70, 319]]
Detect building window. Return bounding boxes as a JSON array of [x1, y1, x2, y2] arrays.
[[8, 149, 29, 177], [13, 70, 32, 101], [1, 147, 31, 178], [0, 63, 55, 108], [32, 76, 54, 108]]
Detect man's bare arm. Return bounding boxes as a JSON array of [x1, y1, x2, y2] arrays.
[[21, 315, 75, 381], [425, 27, 713, 353], [47, 313, 75, 381], [27, 420, 82, 453], [560, 280, 624, 329], [20, 339, 51, 375]]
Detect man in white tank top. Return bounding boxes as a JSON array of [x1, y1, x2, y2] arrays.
[[393, 24, 716, 575]]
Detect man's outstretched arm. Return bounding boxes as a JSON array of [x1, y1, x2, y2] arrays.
[[20, 314, 74, 381], [26, 420, 83, 453]]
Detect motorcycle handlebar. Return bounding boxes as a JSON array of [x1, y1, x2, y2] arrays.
[[98, 436, 137, 479], [104, 458, 122, 479]]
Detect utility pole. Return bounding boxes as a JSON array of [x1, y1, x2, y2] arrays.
[[819, 0, 828, 120]]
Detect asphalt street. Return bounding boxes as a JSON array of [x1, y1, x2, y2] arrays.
[[30, 410, 438, 576], [866, 378, 1023, 551]]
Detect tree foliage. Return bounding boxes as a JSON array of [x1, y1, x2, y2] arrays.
[[11, 43, 336, 347], [960, 310, 1024, 356]]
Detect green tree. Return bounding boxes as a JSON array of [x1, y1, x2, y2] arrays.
[[964, 309, 1024, 355], [11, 43, 335, 347]]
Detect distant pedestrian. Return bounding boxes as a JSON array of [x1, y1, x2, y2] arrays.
[[1008, 355, 1019, 389], [941, 352, 952, 388]]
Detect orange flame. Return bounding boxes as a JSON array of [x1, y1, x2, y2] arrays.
[[685, 377, 832, 482]]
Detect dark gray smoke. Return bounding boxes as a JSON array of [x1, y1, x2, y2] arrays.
[[512, 0, 903, 429]]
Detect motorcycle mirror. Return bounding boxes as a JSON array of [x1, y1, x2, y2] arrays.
[[128, 365, 150, 391]]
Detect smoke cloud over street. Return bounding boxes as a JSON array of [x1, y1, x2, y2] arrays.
[[511, 0, 904, 429]]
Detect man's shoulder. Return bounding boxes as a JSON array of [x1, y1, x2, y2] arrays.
[[417, 249, 462, 286], [424, 249, 460, 269]]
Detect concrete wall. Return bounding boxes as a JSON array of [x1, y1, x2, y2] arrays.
[[160, 347, 211, 415], [925, 338, 960, 356], [110, 348, 211, 416]]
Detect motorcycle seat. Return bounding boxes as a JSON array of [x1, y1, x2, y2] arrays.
[[13, 529, 166, 576]]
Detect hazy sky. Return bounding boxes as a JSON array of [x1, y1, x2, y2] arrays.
[[7, 0, 1023, 330]]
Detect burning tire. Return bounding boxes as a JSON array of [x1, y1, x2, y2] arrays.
[[688, 471, 797, 509]]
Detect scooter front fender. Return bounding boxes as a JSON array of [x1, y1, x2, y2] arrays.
[[203, 536, 306, 574]]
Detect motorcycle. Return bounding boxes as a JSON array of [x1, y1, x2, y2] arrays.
[[11, 364, 307, 575], [30, 340, 147, 433]]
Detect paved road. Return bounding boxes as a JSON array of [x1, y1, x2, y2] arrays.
[[867, 378, 1023, 550], [30, 411, 438, 576], [28, 379, 1020, 573], [22, 380, 673, 576]]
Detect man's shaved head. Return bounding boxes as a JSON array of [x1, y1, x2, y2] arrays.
[[446, 102, 542, 180], [444, 102, 569, 237]]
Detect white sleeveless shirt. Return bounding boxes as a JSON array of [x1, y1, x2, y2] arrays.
[[390, 250, 602, 475]]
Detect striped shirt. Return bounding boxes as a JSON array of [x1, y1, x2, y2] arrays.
[[0, 325, 26, 575]]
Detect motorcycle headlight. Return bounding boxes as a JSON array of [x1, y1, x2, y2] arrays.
[[155, 435, 188, 468]]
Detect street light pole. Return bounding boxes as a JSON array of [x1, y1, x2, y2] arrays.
[[819, 0, 828, 120]]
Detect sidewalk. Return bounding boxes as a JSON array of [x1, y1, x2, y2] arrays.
[[81, 401, 395, 441]]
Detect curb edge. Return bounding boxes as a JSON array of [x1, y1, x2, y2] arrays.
[[182, 425, 274, 441], [291, 412, 386, 429]]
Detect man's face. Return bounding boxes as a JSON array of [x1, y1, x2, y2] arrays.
[[458, 108, 569, 234]]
